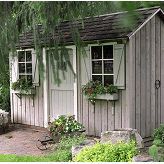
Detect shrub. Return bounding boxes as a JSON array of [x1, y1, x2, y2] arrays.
[[51, 133, 87, 162], [0, 81, 10, 112], [73, 140, 137, 162], [151, 124, 164, 142], [48, 114, 85, 136]]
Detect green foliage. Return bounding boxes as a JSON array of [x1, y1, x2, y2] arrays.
[[0, 153, 61, 162], [149, 124, 164, 162], [149, 145, 159, 162], [5, 136, 12, 139], [74, 140, 137, 162], [11, 77, 34, 93], [48, 114, 85, 136], [151, 124, 164, 141], [0, 70, 10, 112], [51, 133, 87, 162], [82, 80, 118, 104]]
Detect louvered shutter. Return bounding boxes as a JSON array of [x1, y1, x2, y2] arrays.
[[11, 54, 18, 83], [32, 50, 39, 86], [113, 44, 125, 89]]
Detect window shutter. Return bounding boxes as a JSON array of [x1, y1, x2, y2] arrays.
[[11, 55, 18, 83], [113, 44, 125, 89], [32, 50, 39, 86]]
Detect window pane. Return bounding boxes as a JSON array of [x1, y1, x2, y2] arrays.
[[92, 61, 102, 74], [92, 75, 102, 83], [104, 61, 113, 74], [19, 63, 25, 73], [92, 46, 102, 59], [26, 51, 32, 61], [103, 45, 113, 59], [104, 75, 113, 85], [18, 51, 25, 62], [19, 75, 25, 79], [27, 75, 32, 86], [26, 63, 32, 73]]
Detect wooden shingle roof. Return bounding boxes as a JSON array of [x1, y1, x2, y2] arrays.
[[18, 6, 163, 47]]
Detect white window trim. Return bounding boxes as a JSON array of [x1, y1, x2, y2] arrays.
[[89, 42, 117, 85]]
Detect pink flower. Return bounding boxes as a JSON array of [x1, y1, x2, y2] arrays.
[[88, 89, 93, 94]]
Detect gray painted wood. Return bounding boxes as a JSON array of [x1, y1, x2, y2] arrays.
[[135, 31, 141, 135], [150, 16, 156, 135], [161, 16, 164, 125], [140, 25, 146, 138], [155, 15, 161, 128], [145, 20, 151, 137]]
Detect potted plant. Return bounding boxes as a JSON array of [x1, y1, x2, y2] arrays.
[[82, 80, 118, 104], [48, 113, 85, 142], [11, 77, 35, 94]]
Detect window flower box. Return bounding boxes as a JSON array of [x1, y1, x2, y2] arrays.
[[95, 93, 118, 100], [13, 88, 36, 95]]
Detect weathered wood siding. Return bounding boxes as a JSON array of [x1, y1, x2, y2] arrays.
[[129, 14, 164, 138], [78, 45, 129, 137], [10, 82, 45, 127]]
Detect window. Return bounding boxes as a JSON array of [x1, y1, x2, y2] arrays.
[[92, 45, 114, 86], [18, 50, 33, 85]]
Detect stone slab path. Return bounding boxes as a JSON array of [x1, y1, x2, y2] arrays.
[[0, 124, 55, 156]]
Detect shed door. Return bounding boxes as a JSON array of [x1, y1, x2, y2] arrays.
[[49, 50, 74, 121]]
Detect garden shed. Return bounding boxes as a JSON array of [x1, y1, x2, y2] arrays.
[[10, 6, 164, 139]]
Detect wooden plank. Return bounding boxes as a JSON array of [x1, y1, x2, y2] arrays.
[[88, 101, 95, 136], [121, 90, 126, 128], [107, 100, 115, 131], [34, 86, 39, 126], [150, 16, 156, 134], [39, 82, 44, 127], [101, 100, 108, 133], [140, 25, 146, 138], [135, 31, 141, 135], [82, 94, 89, 135], [125, 42, 130, 128], [25, 95, 30, 125], [128, 38, 134, 128], [13, 95, 18, 123], [22, 94, 26, 125], [63, 91, 67, 114], [30, 95, 35, 126], [145, 20, 151, 137], [155, 15, 161, 127], [17, 96, 22, 123], [115, 90, 122, 129], [94, 100, 102, 136], [161, 16, 164, 125]]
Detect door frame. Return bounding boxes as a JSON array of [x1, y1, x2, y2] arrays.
[[43, 46, 77, 127]]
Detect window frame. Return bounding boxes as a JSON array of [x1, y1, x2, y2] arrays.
[[89, 42, 117, 86], [18, 49, 33, 84], [16, 48, 40, 86]]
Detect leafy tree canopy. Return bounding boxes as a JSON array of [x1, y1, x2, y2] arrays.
[[1, 1, 163, 85]]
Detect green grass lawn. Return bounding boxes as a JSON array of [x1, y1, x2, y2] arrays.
[[0, 153, 60, 162]]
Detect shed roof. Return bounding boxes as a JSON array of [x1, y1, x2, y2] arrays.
[[18, 6, 164, 47]]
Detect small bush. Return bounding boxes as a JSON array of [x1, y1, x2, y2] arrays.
[[151, 124, 164, 141], [74, 140, 137, 162], [51, 133, 87, 162]]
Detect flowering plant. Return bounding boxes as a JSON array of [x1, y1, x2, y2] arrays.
[[48, 113, 85, 136], [11, 77, 34, 93], [82, 80, 118, 104]]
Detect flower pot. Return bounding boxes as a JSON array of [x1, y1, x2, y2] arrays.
[[95, 93, 118, 100], [51, 130, 85, 143], [13, 88, 36, 95]]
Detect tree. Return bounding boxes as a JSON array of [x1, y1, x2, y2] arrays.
[[0, 1, 163, 85]]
